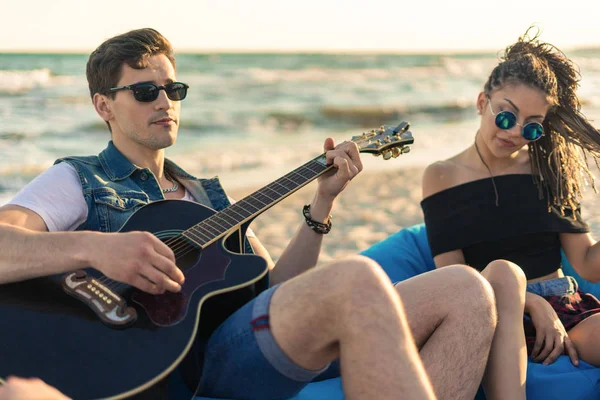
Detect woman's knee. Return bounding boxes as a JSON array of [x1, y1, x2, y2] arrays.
[[482, 259, 527, 296]]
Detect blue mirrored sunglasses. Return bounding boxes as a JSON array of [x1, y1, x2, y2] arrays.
[[487, 98, 544, 141]]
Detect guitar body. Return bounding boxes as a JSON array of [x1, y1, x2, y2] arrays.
[[0, 200, 269, 399]]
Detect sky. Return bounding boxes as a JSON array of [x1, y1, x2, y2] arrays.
[[1, 0, 599, 53]]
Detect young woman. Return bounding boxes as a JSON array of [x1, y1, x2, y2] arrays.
[[421, 28, 600, 400]]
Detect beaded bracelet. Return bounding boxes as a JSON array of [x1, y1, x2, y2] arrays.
[[302, 204, 332, 234]]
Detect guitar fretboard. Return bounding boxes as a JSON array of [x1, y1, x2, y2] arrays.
[[182, 155, 331, 247]]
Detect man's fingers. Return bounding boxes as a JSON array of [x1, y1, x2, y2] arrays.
[[323, 137, 335, 152], [143, 262, 182, 293], [149, 234, 177, 264], [133, 275, 164, 295], [343, 141, 363, 172], [333, 156, 351, 179], [150, 249, 184, 285]]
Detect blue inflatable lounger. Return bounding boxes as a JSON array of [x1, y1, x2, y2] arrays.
[[174, 223, 600, 400]]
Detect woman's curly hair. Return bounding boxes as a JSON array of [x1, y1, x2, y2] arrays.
[[484, 27, 600, 212]]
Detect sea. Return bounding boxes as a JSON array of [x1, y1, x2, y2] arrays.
[[2, 50, 600, 205]]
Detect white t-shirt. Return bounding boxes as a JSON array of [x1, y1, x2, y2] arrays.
[[8, 162, 255, 237]]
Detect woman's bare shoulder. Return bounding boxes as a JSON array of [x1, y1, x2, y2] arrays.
[[422, 158, 461, 199]]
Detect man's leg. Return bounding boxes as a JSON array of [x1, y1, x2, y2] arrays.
[[269, 255, 435, 400], [395, 265, 498, 400]]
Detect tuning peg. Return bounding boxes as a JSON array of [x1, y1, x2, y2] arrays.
[[382, 150, 393, 160], [384, 136, 391, 143], [393, 122, 410, 134], [401, 146, 411, 154], [391, 147, 401, 158]]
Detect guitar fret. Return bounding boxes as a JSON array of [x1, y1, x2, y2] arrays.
[[309, 160, 328, 173], [218, 212, 239, 226], [248, 194, 269, 207], [276, 177, 297, 191], [288, 171, 310, 184], [262, 185, 284, 198], [194, 223, 221, 240], [247, 198, 266, 212], [294, 168, 316, 179], [238, 201, 260, 213], [183, 230, 207, 246], [203, 219, 227, 233], [189, 225, 213, 242], [226, 205, 250, 220], [257, 189, 277, 201], [212, 214, 234, 230], [253, 192, 273, 206]]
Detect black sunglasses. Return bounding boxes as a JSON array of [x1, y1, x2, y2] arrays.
[[109, 82, 189, 102]]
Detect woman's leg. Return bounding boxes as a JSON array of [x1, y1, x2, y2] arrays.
[[567, 311, 600, 366], [480, 260, 528, 400]]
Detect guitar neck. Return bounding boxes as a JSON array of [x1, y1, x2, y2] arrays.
[[183, 154, 332, 248], [181, 121, 414, 249]]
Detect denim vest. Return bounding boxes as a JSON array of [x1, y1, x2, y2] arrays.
[[54, 140, 253, 254]]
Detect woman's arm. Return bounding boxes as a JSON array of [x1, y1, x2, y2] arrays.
[[560, 232, 600, 283], [433, 249, 467, 268]]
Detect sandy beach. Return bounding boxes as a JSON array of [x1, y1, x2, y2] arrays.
[[228, 166, 426, 265], [229, 166, 600, 267]]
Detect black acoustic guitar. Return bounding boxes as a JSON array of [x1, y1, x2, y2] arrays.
[[0, 123, 414, 399]]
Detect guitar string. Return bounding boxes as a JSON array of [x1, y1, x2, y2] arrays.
[[96, 155, 351, 291], [97, 172, 303, 289], [162, 161, 327, 260]]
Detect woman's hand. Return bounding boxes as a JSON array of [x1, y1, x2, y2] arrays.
[[528, 295, 579, 366]]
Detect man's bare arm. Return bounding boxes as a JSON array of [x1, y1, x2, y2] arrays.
[[0, 205, 184, 293]]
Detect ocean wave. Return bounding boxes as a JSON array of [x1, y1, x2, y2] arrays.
[[238, 61, 496, 84], [72, 120, 238, 135], [0, 68, 73, 95], [319, 102, 475, 127], [0, 132, 28, 141]]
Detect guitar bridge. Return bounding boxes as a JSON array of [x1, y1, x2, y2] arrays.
[[62, 270, 137, 328]]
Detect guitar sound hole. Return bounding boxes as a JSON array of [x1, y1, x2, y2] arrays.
[[175, 247, 201, 273]]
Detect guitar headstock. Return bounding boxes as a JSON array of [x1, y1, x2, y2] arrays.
[[352, 122, 414, 160]]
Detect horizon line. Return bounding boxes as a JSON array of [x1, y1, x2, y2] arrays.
[[1, 44, 599, 55]]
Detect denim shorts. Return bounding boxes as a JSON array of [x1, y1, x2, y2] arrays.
[[526, 275, 578, 297], [198, 284, 340, 400]]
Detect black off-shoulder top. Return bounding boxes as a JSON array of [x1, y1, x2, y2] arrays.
[[420, 174, 589, 279]]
